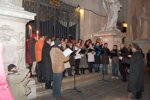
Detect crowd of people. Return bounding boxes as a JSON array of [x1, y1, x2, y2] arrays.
[[25, 34, 150, 99], [0, 33, 149, 100]]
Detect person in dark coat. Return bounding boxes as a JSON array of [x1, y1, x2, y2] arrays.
[[67, 42, 75, 76], [30, 34, 37, 62], [119, 43, 129, 82], [110, 45, 119, 79], [42, 37, 53, 89], [94, 42, 102, 72], [128, 45, 133, 55], [30, 34, 37, 75], [146, 50, 150, 74], [139, 48, 145, 58], [101, 43, 110, 74], [119, 43, 144, 99]]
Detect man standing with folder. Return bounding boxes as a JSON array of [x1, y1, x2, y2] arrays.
[[50, 39, 69, 99]]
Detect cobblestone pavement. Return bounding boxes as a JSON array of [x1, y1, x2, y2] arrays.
[[31, 71, 150, 100]]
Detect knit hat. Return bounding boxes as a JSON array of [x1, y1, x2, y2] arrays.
[[8, 64, 16, 71], [54, 40, 62, 46]]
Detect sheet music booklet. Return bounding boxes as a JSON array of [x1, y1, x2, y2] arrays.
[[63, 48, 73, 57]]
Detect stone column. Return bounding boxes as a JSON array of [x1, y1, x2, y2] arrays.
[[132, 1, 150, 55], [0, 0, 36, 70], [0, 1, 37, 99]]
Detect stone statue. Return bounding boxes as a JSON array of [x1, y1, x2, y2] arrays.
[[140, 6, 149, 39], [102, 0, 122, 31]]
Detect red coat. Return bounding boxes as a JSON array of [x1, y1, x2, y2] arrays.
[[26, 40, 32, 64]]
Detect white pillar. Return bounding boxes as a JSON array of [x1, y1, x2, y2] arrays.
[[0, 1, 35, 70]]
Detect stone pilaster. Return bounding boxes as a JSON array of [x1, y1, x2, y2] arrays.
[[0, 1, 35, 70]]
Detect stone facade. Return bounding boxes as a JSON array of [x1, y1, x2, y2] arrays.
[[61, 0, 105, 41], [61, 0, 150, 54], [0, 0, 36, 99], [0, 0, 35, 70]]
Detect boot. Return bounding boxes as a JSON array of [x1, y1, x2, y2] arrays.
[[63, 70, 67, 77], [132, 92, 141, 99], [45, 81, 52, 89], [137, 92, 142, 99], [83, 68, 85, 74], [80, 68, 83, 74]]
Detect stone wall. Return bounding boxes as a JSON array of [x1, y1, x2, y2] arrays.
[[61, 0, 150, 51], [61, 0, 105, 41]]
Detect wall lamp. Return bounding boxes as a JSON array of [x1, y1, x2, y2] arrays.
[[122, 21, 127, 33]]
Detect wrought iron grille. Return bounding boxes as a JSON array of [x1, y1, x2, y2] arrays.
[[23, 0, 80, 40]]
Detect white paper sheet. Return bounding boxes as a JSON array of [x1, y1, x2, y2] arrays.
[[63, 48, 73, 57]]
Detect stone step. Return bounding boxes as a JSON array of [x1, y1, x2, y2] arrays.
[[34, 73, 111, 97]]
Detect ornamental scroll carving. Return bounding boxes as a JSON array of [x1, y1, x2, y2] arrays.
[[0, 25, 25, 69]]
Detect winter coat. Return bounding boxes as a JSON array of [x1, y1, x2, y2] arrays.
[[0, 42, 14, 100], [101, 47, 110, 64], [146, 53, 150, 67], [7, 69, 31, 100], [128, 49, 133, 55], [42, 43, 53, 81], [80, 54, 88, 68], [35, 39, 44, 62], [120, 47, 128, 58], [69, 47, 75, 66], [122, 51, 144, 93], [50, 46, 69, 73], [26, 40, 32, 64], [94, 46, 102, 64], [110, 49, 119, 63], [30, 39, 36, 62]]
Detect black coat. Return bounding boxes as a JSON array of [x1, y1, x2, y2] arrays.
[[146, 53, 150, 67], [101, 47, 110, 64], [30, 39, 36, 62], [94, 46, 102, 64], [120, 47, 129, 58], [69, 47, 75, 66], [122, 51, 144, 93], [42, 43, 53, 81], [95, 56, 101, 64]]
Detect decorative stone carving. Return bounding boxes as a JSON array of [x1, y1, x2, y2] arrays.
[[0, 25, 25, 69], [0, 0, 12, 4], [101, 0, 122, 31], [140, 6, 149, 39], [0, 0, 22, 9]]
